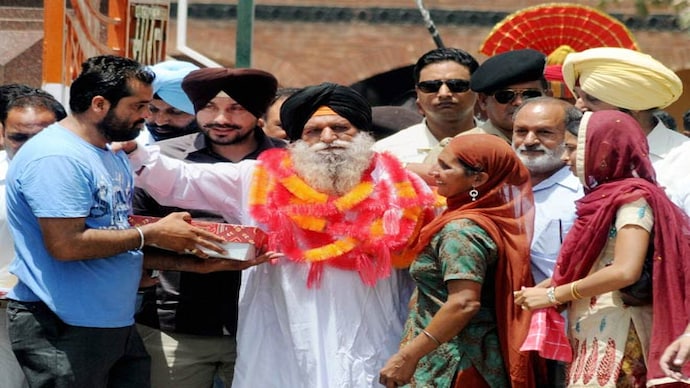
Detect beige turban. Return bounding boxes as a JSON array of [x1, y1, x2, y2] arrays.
[[562, 47, 682, 110]]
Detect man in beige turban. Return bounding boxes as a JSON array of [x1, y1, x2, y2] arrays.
[[562, 47, 690, 215]]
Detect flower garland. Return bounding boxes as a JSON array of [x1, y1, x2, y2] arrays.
[[249, 148, 435, 287]]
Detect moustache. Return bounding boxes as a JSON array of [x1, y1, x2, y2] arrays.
[[310, 140, 351, 152], [204, 123, 242, 131], [517, 144, 548, 153], [148, 124, 179, 133]]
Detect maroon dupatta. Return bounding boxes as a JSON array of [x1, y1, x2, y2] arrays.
[[552, 110, 690, 383]]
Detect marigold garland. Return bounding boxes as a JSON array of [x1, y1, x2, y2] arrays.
[[249, 149, 436, 287]]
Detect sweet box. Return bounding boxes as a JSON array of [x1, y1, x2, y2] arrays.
[[128, 215, 267, 261]]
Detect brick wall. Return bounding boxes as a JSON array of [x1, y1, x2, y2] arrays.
[[171, 0, 690, 119]]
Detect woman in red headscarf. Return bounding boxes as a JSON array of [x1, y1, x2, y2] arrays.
[[515, 110, 690, 387], [379, 134, 538, 388]]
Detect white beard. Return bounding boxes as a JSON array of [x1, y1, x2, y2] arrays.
[[290, 132, 375, 195], [516, 143, 565, 175]]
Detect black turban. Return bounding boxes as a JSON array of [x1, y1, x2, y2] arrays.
[[182, 67, 277, 118], [280, 83, 372, 141], [470, 49, 546, 94]]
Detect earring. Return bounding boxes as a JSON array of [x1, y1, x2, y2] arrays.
[[469, 187, 479, 202]]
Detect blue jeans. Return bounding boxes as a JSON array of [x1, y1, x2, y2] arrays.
[[7, 300, 150, 388]]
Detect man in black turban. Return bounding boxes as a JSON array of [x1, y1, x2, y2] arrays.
[[127, 82, 436, 388], [280, 82, 372, 141]]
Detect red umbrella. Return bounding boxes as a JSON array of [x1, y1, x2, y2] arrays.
[[480, 3, 639, 100], [480, 3, 639, 57]]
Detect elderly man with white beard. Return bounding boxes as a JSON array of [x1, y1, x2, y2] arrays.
[[125, 82, 436, 388], [512, 97, 583, 285], [511, 96, 583, 387]]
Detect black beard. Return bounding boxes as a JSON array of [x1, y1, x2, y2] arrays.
[[148, 120, 200, 141], [203, 125, 256, 146], [97, 108, 143, 142]]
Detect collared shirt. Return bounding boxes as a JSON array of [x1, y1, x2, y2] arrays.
[[372, 119, 442, 163], [422, 120, 510, 165], [156, 127, 287, 164], [646, 121, 690, 215], [530, 166, 583, 284]]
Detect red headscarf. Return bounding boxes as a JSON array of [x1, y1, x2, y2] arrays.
[[412, 134, 538, 387], [552, 110, 690, 382]]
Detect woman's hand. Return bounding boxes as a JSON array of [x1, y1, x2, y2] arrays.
[[514, 287, 552, 311], [660, 333, 690, 381], [379, 351, 419, 387]]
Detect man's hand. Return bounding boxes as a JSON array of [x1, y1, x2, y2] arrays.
[[143, 212, 226, 256], [194, 251, 283, 273], [143, 248, 283, 273]]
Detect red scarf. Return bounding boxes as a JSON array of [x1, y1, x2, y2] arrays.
[[249, 148, 435, 287], [412, 134, 538, 388], [552, 111, 690, 383]]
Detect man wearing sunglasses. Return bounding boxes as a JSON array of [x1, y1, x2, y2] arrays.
[[373, 48, 479, 163], [415, 49, 550, 178], [468, 49, 550, 143]]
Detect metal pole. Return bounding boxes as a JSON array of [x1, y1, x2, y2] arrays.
[[416, 0, 444, 48], [236, 0, 254, 68]]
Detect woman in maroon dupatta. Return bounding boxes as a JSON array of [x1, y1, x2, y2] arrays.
[[379, 134, 539, 388], [515, 110, 690, 387]]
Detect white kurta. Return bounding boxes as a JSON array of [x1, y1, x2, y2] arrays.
[[129, 146, 415, 388], [646, 122, 690, 215]]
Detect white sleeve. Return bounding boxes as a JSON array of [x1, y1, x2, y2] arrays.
[[129, 145, 257, 224]]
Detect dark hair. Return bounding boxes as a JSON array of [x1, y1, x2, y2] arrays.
[[683, 109, 690, 131], [0, 84, 66, 125], [263, 87, 300, 119], [564, 104, 582, 136], [513, 96, 582, 136], [653, 110, 677, 131], [457, 156, 483, 175], [413, 47, 479, 84], [69, 55, 154, 113], [270, 87, 300, 106]]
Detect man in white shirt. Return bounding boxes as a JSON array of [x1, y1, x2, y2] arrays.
[[562, 47, 690, 214], [407, 49, 551, 184], [0, 84, 66, 388], [512, 97, 584, 284], [128, 83, 436, 388], [512, 96, 584, 387], [373, 47, 479, 163]]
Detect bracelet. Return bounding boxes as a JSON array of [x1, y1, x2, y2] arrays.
[[681, 332, 690, 338], [134, 226, 145, 250], [570, 281, 584, 300], [422, 329, 441, 346], [546, 286, 563, 305]]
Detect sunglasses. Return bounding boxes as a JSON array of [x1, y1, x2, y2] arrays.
[[417, 79, 471, 94], [492, 89, 543, 104]]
